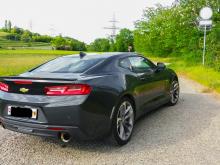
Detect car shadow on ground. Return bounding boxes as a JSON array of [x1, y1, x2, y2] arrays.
[[36, 92, 219, 153]]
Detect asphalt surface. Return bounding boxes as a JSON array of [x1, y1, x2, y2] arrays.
[[0, 77, 220, 165]]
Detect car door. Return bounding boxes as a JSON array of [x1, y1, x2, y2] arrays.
[[128, 56, 167, 111]]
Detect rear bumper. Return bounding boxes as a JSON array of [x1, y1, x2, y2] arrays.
[[0, 90, 117, 140], [0, 117, 90, 140]]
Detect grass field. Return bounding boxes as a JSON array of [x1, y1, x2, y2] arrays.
[[147, 55, 220, 93], [1, 49, 220, 93], [0, 50, 79, 76], [0, 32, 51, 50]]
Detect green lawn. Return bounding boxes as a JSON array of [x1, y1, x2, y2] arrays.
[[0, 32, 51, 50], [0, 49, 79, 76], [1, 50, 220, 93], [146, 54, 220, 93]]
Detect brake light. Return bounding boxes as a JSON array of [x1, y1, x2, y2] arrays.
[[13, 80, 32, 85], [44, 84, 92, 96], [0, 82, 9, 92], [48, 127, 65, 131]]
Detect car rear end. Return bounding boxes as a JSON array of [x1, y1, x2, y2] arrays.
[[0, 55, 116, 142]]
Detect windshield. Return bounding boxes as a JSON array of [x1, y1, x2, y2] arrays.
[[31, 56, 104, 73]]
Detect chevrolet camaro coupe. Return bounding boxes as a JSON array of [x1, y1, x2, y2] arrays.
[[0, 53, 179, 145]]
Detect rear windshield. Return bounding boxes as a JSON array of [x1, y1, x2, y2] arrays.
[[31, 56, 104, 73]]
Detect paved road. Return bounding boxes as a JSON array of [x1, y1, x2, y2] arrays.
[[0, 77, 220, 165]]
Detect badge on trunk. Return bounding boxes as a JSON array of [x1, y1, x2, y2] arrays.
[[19, 88, 29, 93]]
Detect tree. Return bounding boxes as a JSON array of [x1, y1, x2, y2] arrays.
[[134, 0, 220, 69], [69, 39, 86, 51], [6, 33, 21, 41], [8, 21, 12, 32], [4, 20, 8, 31], [32, 35, 53, 43], [51, 36, 68, 50], [51, 36, 86, 51], [109, 38, 117, 52], [89, 38, 110, 52], [21, 30, 32, 42], [115, 28, 134, 52], [11, 26, 24, 35]]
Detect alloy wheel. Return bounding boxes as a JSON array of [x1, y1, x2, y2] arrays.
[[170, 81, 179, 104], [116, 101, 134, 141]]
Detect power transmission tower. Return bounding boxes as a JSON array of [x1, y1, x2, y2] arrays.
[[29, 20, 33, 31], [172, 0, 180, 7], [104, 14, 120, 40], [49, 24, 57, 37]]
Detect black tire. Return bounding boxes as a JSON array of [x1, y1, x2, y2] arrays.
[[168, 80, 180, 106], [110, 98, 135, 146]]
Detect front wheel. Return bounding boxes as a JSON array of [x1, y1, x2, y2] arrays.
[[168, 80, 180, 106], [110, 98, 135, 146]]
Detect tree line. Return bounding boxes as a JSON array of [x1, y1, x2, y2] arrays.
[[1, 0, 219, 71], [87, 28, 134, 52], [1, 21, 86, 51], [134, 0, 220, 70], [1, 21, 134, 52]]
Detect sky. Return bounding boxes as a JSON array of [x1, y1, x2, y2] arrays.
[[0, 0, 174, 43]]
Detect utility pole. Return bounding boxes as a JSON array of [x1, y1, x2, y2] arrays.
[[104, 14, 120, 40], [202, 25, 207, 65]]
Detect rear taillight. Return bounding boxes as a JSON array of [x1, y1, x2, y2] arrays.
[[0, 82, 9, 92], [13, 80, 32, 85], [44, 84, 92, 96]]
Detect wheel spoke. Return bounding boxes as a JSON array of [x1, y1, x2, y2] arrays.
[[117, 118, 122, 127], [124, 123, 132, 133], [125, 111, 132, 120], [124, 106, 131, 116], [124, 120, 132, 128], [119, 123, 125, 139]]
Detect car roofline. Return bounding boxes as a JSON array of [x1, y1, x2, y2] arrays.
[[61, 52, 139, 59]]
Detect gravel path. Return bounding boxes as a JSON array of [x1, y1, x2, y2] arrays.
[[0, 77, 220, 165]]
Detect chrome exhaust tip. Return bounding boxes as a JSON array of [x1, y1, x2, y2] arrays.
[[60, 132, 71, 143]]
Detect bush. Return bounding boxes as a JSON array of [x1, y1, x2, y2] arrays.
[[21, 30, 32, 42], [88, 38, 110, 52], [51, 36, 86, 51], [115, 28, 134, 52], [6, 33, 21, 41], [32, 35, 53, 43]]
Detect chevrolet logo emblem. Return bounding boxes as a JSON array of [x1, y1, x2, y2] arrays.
[[19, 88, 29, 93]]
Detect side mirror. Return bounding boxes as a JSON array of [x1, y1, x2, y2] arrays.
[[156, 62, 166, 71]]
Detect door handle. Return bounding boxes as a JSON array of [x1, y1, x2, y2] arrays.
[[137, 72, 152, 81], [139, 76, 146, 81]]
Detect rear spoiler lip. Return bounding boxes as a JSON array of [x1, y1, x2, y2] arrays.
[[0, 76, 78, 83]]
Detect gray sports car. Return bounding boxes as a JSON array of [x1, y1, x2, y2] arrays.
[[0, 53, 179, 145]]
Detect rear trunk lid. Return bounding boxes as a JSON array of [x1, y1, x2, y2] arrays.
[[0, 72, 80, 95]]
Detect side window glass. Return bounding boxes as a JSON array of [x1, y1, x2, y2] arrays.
[[119, 58, 132, 70], [129, 57, 152, 73]]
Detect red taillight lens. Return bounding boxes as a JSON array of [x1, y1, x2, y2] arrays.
[[13, 80, 32, 85], [47, 127, 65, 131], [0, 82, 9, 92], [44, 84, 92, 96]]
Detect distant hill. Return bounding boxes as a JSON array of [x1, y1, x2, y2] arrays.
[[0, 32, 51, 50]]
